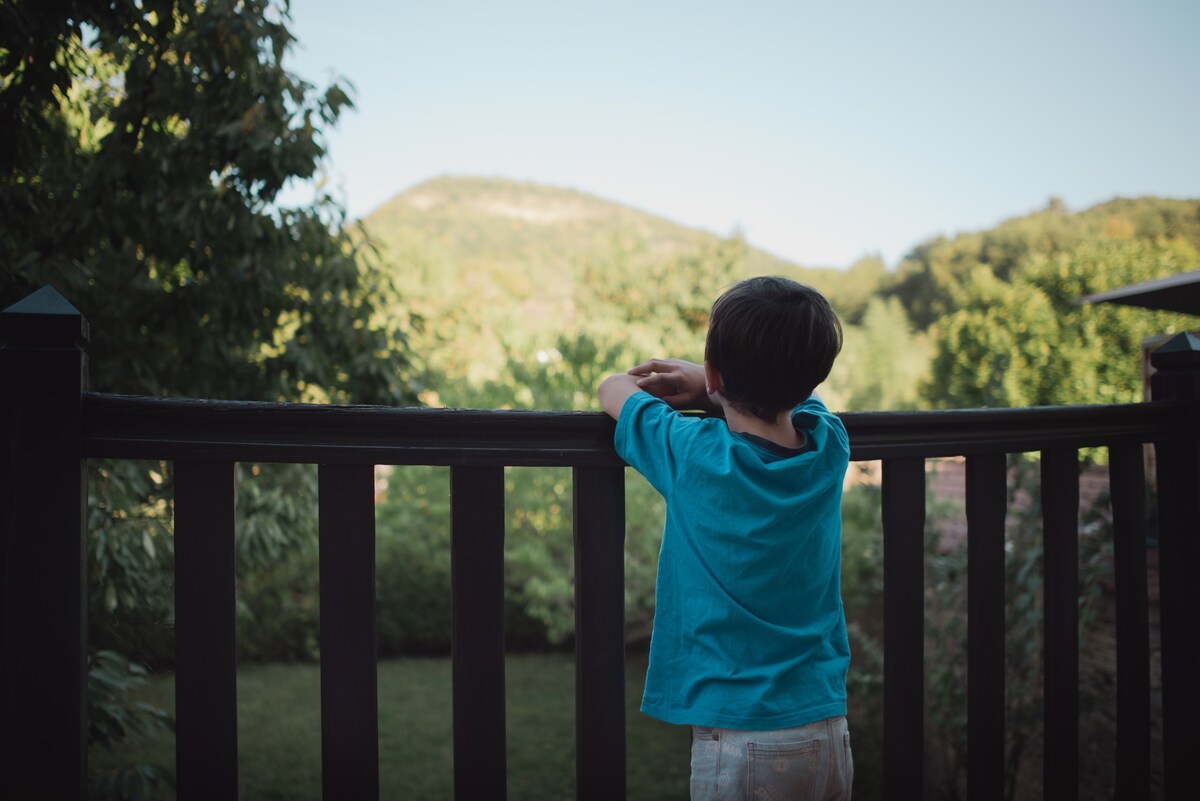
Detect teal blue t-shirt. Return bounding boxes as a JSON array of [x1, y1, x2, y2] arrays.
[[615, 391, 851, 729]]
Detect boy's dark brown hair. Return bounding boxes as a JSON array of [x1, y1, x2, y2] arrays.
[[704, 276, 842, 421]]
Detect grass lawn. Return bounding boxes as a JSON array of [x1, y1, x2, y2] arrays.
[[90, 651, 691, 800]]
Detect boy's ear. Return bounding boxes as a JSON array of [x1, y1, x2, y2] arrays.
[[704, 361, 724, 396]]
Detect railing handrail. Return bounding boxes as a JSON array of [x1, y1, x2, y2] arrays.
[[82, 390, 1191, 465], [5, 287, 1199, 801]]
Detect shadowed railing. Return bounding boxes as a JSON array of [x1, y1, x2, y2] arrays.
[[2, 286, 1198, 801]]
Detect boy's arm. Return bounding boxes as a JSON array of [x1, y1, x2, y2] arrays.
[[600, 358, 720, 421], [598, 373, 643, 420]]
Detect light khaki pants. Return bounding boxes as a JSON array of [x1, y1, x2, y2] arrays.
[[690, 715, 853, 801]]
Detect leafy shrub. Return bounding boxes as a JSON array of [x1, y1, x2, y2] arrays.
[[87, 650, 174, 800], [235, 542, 321, 663], [375, 505, 455, 655]]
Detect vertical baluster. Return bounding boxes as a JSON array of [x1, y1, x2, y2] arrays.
[[573, 465, 626, 801], [1041, 448, 1080, 801], [319, 463, 379, 801], [175, 460, 239, 801], [1109, 443, 1150, 799], [882, 457, 925, 800], [450, 466, 507, 801], [1149, 333, 1200, 799], [966, 453, 1006, 801]]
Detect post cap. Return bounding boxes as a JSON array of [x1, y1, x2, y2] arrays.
[[0, 286, 90, 348], [1149, 331, 1200, 371]]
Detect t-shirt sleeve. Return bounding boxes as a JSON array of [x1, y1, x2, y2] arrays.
[[613, 391, 695, 497]]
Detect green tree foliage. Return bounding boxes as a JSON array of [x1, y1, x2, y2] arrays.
[[888, 197, 1200, 333], [826, 254, 888, 325], [2, 2, 419, 792], [925, 237, 1198, 408], [925, 268, 1062, 408], [889, 198, 1089, 331], [1, 0, 418, 404], [886, 195, 1200, 409], [827, 296, 929, 411], [1020, 238, 1198, 404]]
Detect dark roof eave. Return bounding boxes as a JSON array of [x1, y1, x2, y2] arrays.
[[1078, 268, 1200, 316]]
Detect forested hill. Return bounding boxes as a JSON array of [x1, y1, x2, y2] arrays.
[[360, 176, 1199, 412], [359, 174, 853, 317], [363, 175, 814, 279]]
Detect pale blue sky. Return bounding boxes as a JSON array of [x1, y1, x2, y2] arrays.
[[285, 0, 1199, 268]]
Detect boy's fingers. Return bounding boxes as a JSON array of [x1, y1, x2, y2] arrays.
[[628, 359, 668, 376], [635, 373, 671, 391]]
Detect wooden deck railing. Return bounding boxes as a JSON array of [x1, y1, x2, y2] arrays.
[[2, 286, 1198, 800]]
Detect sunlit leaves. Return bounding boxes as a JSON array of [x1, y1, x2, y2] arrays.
[[3, 6, 421, 792], [828, 296, 930, 411], [925, 236, 1199, 408], [2, 0, 418, 407]]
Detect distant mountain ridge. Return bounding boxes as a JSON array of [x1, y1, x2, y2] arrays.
[[361, 174, 825, 286]]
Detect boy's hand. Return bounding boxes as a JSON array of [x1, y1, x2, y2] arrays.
[[628, 359, 716, 412]]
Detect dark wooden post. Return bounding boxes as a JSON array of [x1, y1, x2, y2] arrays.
[[319, 463, 380, 801], [881, 457, 925, 800], [0, 287, 90, 800], [174, 461, 239, 800], [965, 453, 1007, 801], [1109, 443, 1150, 799], [1149, 331, 1200, 799], [1041, 448, 1080, 801], [451, 465, 507, 801], [573, 464, 626, 801]]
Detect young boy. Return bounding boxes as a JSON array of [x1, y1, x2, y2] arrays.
[[598, 276, 853, 801]]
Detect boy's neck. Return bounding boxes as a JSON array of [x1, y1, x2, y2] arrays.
[[718, 401, 803, 449]]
